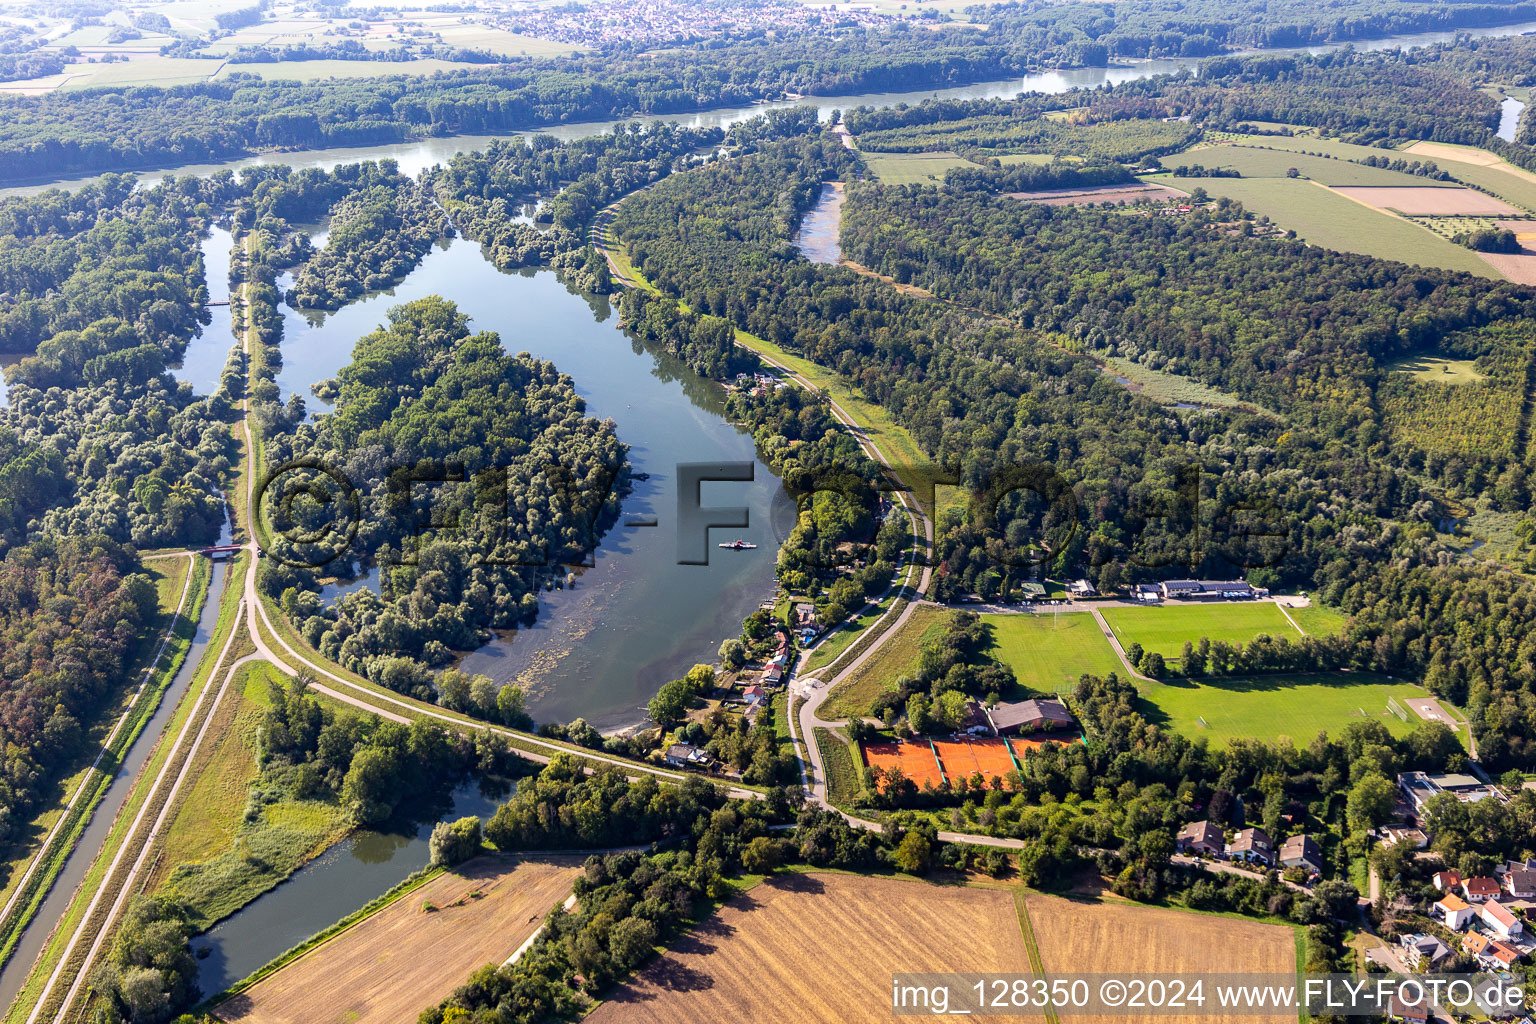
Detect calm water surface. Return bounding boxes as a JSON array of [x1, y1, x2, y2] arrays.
[[1499, 96, 1526, 142], [794, 182, 845, 264], [270, 241, 793, 731]]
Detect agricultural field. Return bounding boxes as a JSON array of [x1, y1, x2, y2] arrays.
[[982, 612, 1124, 694], [1155, 176, 1499, 278], [211, 57, 487, 82], [1100, 602, 1301, 661], [1138, 672, 1445, 747], [861, 151, 975, 185], [1174, 143, 1453, 187], [1026, 893, 1298, 1024], [1012, 183, 1188, 206], [823, 604, 947, 718], [588, 873, 1042, 1024], [857, 114, 1194, 161], [214, 855, 583, 1023], [1332, 185, 1520, 217], [1402, 141, 1536, 212]]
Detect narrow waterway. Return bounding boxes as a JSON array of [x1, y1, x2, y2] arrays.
[[270, 241, 794, 731], [1499, 95, 1526, 142], [794, 182, 845, 264], [0, 549, 234, 1010], [191, 779, 508, 997], [11, 18, 1536, 200], [171, 226, 237, 395]]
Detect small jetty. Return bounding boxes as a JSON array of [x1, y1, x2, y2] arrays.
[[718, 539, 757, 550]]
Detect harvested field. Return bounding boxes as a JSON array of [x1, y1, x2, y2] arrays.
[[1403, 140, 1502, 166], [862, 738, 944, 789], [932, 736, 1018, 780], [1333, 185, 1520, 216], [1026, 894, 1298, 1024], [1476, 250, 1536, 284], [214, 855, 582, 1024], [589, 873, 1042, 1024], [1007, 182, 1186, 205]]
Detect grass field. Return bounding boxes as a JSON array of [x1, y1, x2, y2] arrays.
[[1027, 893, 1297, 1024], [815, 728, 864, 806], [824, 604, 947, 718], [1139, 672, 1442, 747], [1100, 602, 1300, 660], [983, 612, 1124, 694], [588, 873, 1042, 1024], [1154, 176, 1500, 277], [153, 662, 350, 930], [1383, 354, 1488, 384], [211, 57, 488, 82], [1101, 357, 1253, 410], [862, 151, 975, 185], [215, 855, 582, 1023], [805, 591, 897, 672], [1287, 603, 1348, 637]]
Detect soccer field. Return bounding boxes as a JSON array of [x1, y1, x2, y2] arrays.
[[1100, 602, 1301, 660], [983, 612, 1124, 694], [1138, 673, 1449, 747]]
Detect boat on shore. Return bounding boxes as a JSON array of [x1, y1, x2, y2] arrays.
[[719, 539, 758, 550]]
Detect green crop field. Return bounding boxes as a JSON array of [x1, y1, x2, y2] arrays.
[[862, 151, 974, 185], [1138, 672, 1449, 747], [1156, 176, 1500, 278], [983, 612, 1124, 694], [1174, 144, 1453, 187], [1100, 602, 1301, 660]]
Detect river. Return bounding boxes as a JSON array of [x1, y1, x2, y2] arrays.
[[0, 547, 235, 1010], [10, 17, 1536, 202], [265, 241, 794, 731], [191, 779, 508, 997]]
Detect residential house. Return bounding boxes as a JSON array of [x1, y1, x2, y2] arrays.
[[1387, 990, 1430, 1024], [1434, 869, 1463, 892], [1436, 893, 1477, 931], [1278, 834, 1322, 874], [1067, 579, 1098, 598], [986, 698, 1075, 735], [792, 603, 817, 629], [1473, 977, 1523, 1020], [1485, 939, 1523, 970], [1225, 827, 1275, 866], [742, 685, 767, 706], [663, 743, 712, 769], [1481, 899, 1525, 942], [762, 664, 784, 687], [1465, 931, 1493, 960], [1504, 867, 1536, 899], [1466, 876, 1503, 903], [1398, 933, 1453, 971], [1380, 826, 1428, 849], [1176, 820, 1224, 857]]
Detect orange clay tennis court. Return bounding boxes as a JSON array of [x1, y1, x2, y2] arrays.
[[861, 739, 946, 788], [932, 737, 1018, 781]]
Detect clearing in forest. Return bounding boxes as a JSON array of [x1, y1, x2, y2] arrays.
[[588, 873, 1042, 1024], [213, 855, 583, 1024]]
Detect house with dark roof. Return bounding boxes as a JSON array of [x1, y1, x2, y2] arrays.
[[663, 743, 712, 769], [985, 698, 1074, 735], [1225, 827, 1274, 866], [1504, 866, 1536, 899], [1160, 580, 1264, 600], [1278, 834, 1322, 874], [1398, 933, 1452, 971], [1176, 820, 1224, 857]]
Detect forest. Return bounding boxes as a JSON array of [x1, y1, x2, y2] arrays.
[[608, 124, 1536, 767]]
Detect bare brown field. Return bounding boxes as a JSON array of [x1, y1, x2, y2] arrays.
[[588, 873, 1042, 1024], [214, 855, 582, 1024], [1403, 141, 1502, 167], [1026, 894, 1297, 1024], [1477, 251, 1536, 284], [1007, 183, 1186, 206], [1333, 185, 1520, 216]]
